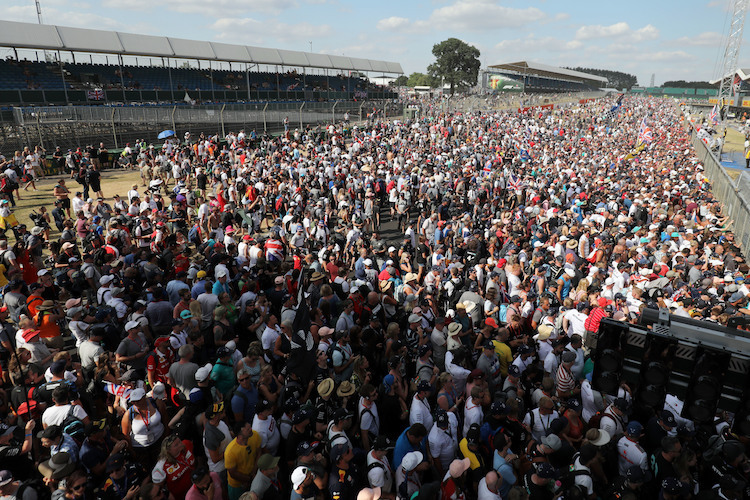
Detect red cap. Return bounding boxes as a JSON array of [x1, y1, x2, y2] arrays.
[[598, 297, 612, 308], [497, 258, 507, 267], [485, 318, 499, 329], [21, 329, 40, 342]]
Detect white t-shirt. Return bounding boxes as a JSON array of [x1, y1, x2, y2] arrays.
[[252, 414, 280, 455], [409, 395, 433, 430], [478, 477, 502, 500], [428, 424, 455, 470], [42, 404, 88, 428]]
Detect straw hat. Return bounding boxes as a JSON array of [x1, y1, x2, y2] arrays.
[[337, 381, 355, 397], [317, 378, 335, 398]]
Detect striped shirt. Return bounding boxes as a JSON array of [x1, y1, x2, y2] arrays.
[[556, 364, 575, 397]]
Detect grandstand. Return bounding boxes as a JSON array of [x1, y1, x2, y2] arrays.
[[483, 61, 607, 93], [0, 20, 403, 106]]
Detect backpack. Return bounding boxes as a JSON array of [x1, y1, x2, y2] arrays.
[[62, 405, 85, 442], [498, 304, 509, 324], [16, 478, 51, 500], [69, 270, 88, 297], [558, 453, 591, 493], [326, 342, 343, 370], [588, 411, 606, 429], [394, 283, 406, 302], [331, 280, 348, 301]]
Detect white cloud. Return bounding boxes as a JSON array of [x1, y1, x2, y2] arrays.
[[211, 17, 331, 44], [5, 4, 144, 31], [376, 16, 411, 32], [379, 0, 546, 33], [554, 13, 570, 21], [494, 35, 583, 53], [164, 0, 296, 14], [637, 50, 693, 62], [575, 22, 659, 42], [673, 31, 723, 46]]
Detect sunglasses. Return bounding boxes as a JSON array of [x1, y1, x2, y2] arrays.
[[72, 484, 86, 491], [238, 377, 250, 382]]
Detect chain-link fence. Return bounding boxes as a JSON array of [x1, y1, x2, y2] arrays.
[[0, 100, 403, 155]]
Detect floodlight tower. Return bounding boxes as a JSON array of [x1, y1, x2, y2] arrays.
[[717, 0, 750, 119]]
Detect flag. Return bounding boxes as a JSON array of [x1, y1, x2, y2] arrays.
[[508, 172, 524, 192], [637, 117, 653, 145], [483, 160, 492, 174], [708, 104, 719, 125], [87, 89, 103, 101], [602, 94, 624, 121], [184, 92, 195, 105], [733, 73, 742, 95]]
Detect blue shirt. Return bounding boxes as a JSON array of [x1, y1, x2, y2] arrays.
[[166, 280, 190, 306], [212, 281, 231, 297], [191, 279, 209, 299], [231, 384, 258, 424], [392, 426, 426, 470], [493, 452, 516, 498], [52, 433, 80, 462]]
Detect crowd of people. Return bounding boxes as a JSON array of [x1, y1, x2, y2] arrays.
[[0, 94, 746, 500]]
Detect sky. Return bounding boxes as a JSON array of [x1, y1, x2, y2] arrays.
[[0, 0, 745, 86]]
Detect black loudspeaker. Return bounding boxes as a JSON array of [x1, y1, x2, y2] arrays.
[[635, 332, 677, 412], [681, 345, 731, 424], [592, 319, 629, 396]]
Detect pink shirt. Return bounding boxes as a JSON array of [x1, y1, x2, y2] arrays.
[[185, 472, 222, 500]]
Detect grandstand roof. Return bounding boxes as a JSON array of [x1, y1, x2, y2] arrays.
[[0, 20, 404, 74], [487, 61, 607, 85], [708, 68, 750, 85]]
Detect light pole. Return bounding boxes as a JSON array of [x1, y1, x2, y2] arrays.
[[309, 41, 312, 53]]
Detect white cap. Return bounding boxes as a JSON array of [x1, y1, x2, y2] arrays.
[[363, 258, 373, 266], [565, 269, 575, 277], [216, 269, 228, 278], [401, 451, 423, 472], [125, 321, 140, 331], [129, 388, 146, 402], [99, 275, 114, 285], [225, 340, 236, 351], [388, 246, 396, 253], [291, 467, 309, 490], [195, 363, 213, 382], [37, 269, 49, 276]]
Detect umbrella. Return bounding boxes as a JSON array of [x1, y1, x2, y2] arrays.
[[157, 130, 175, 139]]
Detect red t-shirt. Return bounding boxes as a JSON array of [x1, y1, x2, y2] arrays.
[[146, 349, 174, 385], [156, 441, 195, 497]]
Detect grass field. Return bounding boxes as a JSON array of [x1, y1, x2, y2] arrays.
[[7, 168, 149, 240]]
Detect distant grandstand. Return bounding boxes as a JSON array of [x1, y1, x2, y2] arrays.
[[483, 61, 607, 93], [0, 20, 403, 106]]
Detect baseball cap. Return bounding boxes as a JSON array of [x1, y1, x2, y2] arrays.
[[195, 363, 213, 382], [507, 365, 521, 377], [297, 442, 314, 456], [330, 443, 351, 463], [660, 410, 677, 428], [417, 380, 432, 393], [179, 310, 193, 319], [257, 454, 279, 471], [435, 409, 449, 428], [291, 467, 310, 490], [373, 435, 394, 451], [535, 462, 557, 479], [626, 464, 652, 483], [626, 421, 643, 436], [490, 401, 507, 415]]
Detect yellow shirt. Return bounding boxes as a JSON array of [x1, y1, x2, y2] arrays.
[[492, 340, 513, 377], [459, 438, 481, 470], [0, 264, 8, 288], [224, 432, 262, 488]]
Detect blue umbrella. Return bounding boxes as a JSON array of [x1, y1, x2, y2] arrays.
[[157, 130, 175, 139]]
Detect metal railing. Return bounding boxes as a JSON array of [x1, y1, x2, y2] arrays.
[[683, 105, 750, 250], [0, 100, 403, 155]]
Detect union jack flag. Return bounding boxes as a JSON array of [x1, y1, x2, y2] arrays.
[[637, 117, 653, 145], [87, 89, 104, 101], [708, 104, 719, 125], [508, 172, 524, 192], [483, 160, 493, 174]]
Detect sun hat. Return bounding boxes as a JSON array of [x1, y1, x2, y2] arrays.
[[448, 457, 471, 478], [38, 452, 76, 479], [317, 378, 335, 398]]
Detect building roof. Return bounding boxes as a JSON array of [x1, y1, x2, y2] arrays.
[[0, 20, 404, 74], [487, 61, 607, 84]]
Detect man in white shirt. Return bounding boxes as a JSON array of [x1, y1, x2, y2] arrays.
[[409, 381, 433, 430], [42, 385, 89, 429], [523, 396, 559, 443], [366, 436, 395, 495], [463, 385, 485, 436], [617, 421, 648, 476], [573, 444, 598, 499], [428, 410, 456, 478], [251, 399, 280, 455]]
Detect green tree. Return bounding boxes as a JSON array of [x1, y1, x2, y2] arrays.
[[391, 75, 408, 86], [406, 72, 438, 88], [427, 38, 480, 95]]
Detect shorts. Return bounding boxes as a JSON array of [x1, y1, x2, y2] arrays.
[[59, 198, 70, 210]]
